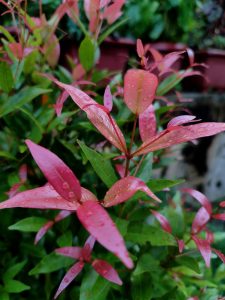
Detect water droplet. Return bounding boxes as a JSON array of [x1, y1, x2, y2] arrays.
[[87, 211, 93, 216], [63, 182, 69, 189], [102, 269, 107, 275]]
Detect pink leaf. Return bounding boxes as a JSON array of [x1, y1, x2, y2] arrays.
[[134, 123, 225, 157], [84, 0, 100, 32], [182, 188, 212, 215], [212, 248, 225, 264], [151, 210, 172, 233], [115, 164, 126, 178], [0, 184, 78, 211], [124, 69, 158, 115], [103, 176, 161, 207], [177, 239, 185, 253], [63, 0, 79, 22], [82, 235, 96, 261], [54, 261, 84, 299], [54, 90, 69, 116], [220, 201, 225, 207], [55, 247, 82, 259], [50, 79, 127, 153], [139, 105, 156, 142], [92, 259, 122, 285], [192, 236, 211, 268], [212, 213, 225, 221], [54, 210, 72, 222], [167, 115, 197, 128], [76, 200, 133, 269], [102, 0, 125, 24], [205, 230, 214, 244], [136, 39, 144, 58], [34, 220, 54, 245], [104, 85, 113, 111], [192, 207, 211, 234], [100, 0, 111, 9], [158, 51, 185, 73], [8, 42, 33, 60], [80, 187, 98, 204], [25, 140, 81, 203]]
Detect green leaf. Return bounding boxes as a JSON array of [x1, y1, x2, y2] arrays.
[[0, 25, 16, 43], [80, 270, 111, 300], [78, 36, 96, 71], [0, 86, 50, 117], [147, 179, 185, 192], [0, 62, 14, 93], [131, 273, 153, 300], [4, 280, 30, 293], [57, 230, 73, 247], [157, 72, 184, 96], [3, 261, 27, 282], [126, 222, 177, 246], [0, 151, 17, 160], [78, 140, 117, 188], [133, 254, 160, 276], [8, 217, 47, 232], [29, 252, 74, 275], [98, 18, 128, 45], [0, 291, 9, 300], [175, 256, 200, 274], [134, 153, 153, 182]]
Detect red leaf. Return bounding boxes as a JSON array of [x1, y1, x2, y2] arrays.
[[192, 236, 211, 267], [103, 176, 161, 207], [167, 115, 197, 128], [124, 69, 158, 115], [192, 207, 211, 234], [205, 229, 214, 244], [54, 261, 84, 299], [115, 164, 126, 178], [54, 210, 72, 222], [102, 0, 125, 24], [139, 105, 156, 142], [212, 213, 225, 221], [182, 188, 212, 215], [25, 140, 81, 203], [158, 51, 185, 73], [104, 85, 113, 111], [54, 90, 69, 116], [151, 210, 172, 233], [8, 42, 33, 60], [63, 0, 79, 22], [82, 235, 96, 261], [84, 0, 100, 32], [34, 220, 54, 245], [0, 185, 77, 211], [50, 79, 127, 152], [80, 187, 98, 203], [212, 248, 225, 264], [136, 39, 144, 58], [55, 247, 82, 259], [220, 201, 225, 208], [92, 259, 122, 285], [177, 239, 185, 253], [100, 0, 111, 8], [134, 123, 225, 157], [76, 200, 133, 269]]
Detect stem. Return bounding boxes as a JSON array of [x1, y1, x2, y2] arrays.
[[133, 154, 146, 177]]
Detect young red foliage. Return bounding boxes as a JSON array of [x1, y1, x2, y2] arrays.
[[139, 104, 156, 142], [124, 69, 158, 115], [151, 210, 172, 233], [103, 176, 161, 207], [192, 236, 211, 268], [102, 0, 125, 24], [182, 188, 212, 215], [92, 259, 122, 285], [191, 207, 211, 234], [104, 85, 113, 111]]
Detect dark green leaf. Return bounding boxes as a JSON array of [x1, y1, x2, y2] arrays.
[[4, 280, 30, 293], [131, 273, 153, 300], [57, 230, 73, 247], [126, 222, 176, 246], [133, 254, 160, 276], [147, 179, 185, 192], [0, 87, 50, 117], [0, 291, 9, 300], [8, 217, 47, 232], [3, 261, 27, 282], [134, 153, 153, 182], [175, 256, 200, 274], [78, 140, 117, 188], [157, 72, 184, 96], [80, 270, 111, 300], [29, 252, 74, 275], [0, 62, 14, 93]]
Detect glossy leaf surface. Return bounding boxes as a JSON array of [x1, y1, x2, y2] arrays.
[[103, 85, 113, 111], [124, 69, 158, 114], [192, 207, 211, 234], [182, 188, 212, 214], [26, 140, 81, 202], [103, 176, 161, 207], [139, 105, 156, 142], [92, 259, 122, 285], [55, 247, 82, 259], [54, 261, 84, 299], [77, 200, 133, 268], [192, 236, 211, 267], [134, 123, 225, 156]]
